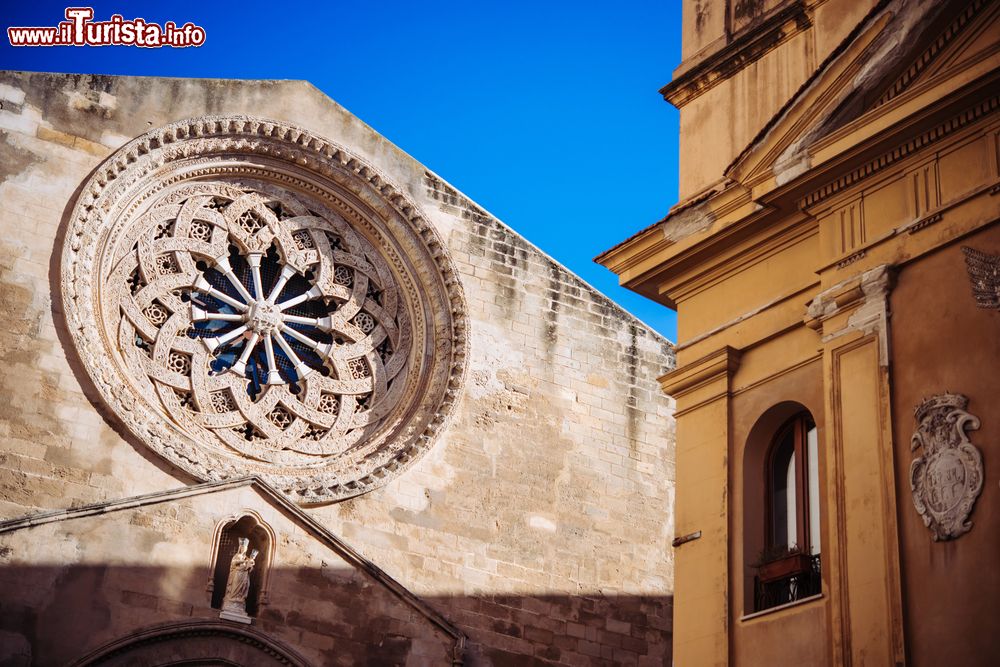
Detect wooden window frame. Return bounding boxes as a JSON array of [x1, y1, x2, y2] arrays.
[[765, 413, 815, 554]]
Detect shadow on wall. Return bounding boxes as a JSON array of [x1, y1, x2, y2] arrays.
[[0, 564, 673, 667]]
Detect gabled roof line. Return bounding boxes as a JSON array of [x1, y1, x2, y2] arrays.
[[724, 0, 893, 178], [0, 477, 468, 653], [593, 180, 722, 265], [597, 0, 894, 265], [423, 168, 677, 345], [0, 477, 247, 534]]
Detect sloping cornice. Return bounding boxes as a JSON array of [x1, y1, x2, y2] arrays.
[[725, 0, 982, 186], [659, 345, 742, 398], [724, 0, 895, 183], [0, 477, 468, 658], [872, 0, 990, 109]]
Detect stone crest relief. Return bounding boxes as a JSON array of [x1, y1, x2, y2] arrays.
[[910, 393, 984, 541]]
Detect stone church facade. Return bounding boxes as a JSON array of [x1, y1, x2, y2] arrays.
[[0, 73, 675, 665], [599, 0, 1000, 665]]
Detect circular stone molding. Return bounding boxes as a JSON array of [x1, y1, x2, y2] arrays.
[[62, 116, 468, 503]]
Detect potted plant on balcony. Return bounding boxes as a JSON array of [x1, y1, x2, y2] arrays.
[[752, 544, 812, 583]]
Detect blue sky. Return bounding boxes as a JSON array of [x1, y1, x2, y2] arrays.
[[1, 1, 682, 340]]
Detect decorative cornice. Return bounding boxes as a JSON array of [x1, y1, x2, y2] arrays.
[[835, 249, 867, 269], [800, 94, 1000, 210], [724, 0, 893, 181], [907, 211, 943, 234], [660, 2, 811, 108], [659, 346, 741, 399], [662, 211, 813, 307], [873, 0, 989, 110]]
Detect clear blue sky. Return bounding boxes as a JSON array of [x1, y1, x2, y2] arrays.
[[1, 1, 682, 340]]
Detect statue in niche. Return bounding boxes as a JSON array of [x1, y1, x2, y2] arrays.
[[209, 513, 273, 621], [220, 537, 259, 623]]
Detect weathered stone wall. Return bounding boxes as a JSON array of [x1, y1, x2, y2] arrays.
[[0, 71, 675, 666], [0, 484, 458, 666]]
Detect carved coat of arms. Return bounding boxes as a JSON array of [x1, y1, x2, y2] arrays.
[[910, 393, 984, 541]]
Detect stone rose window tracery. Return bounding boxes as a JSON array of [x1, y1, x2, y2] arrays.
[[63, 116, 468, 502], [119, 182, 405, 464]]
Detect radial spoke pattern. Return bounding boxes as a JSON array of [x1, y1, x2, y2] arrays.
[[113, 181, 411, 466], [63, 116, 469, 503], [191, 251, 329, 386]]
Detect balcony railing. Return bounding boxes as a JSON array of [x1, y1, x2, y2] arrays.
[[753, 553, 821, 612]]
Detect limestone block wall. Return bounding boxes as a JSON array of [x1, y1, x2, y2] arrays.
[[0, 483, 458, 666], [0, 71, 675, 666]]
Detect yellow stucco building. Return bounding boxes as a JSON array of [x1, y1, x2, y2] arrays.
[[599, 0, 1000, 664]]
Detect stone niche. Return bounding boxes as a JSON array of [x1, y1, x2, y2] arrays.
[[209, 511, 275, 619]]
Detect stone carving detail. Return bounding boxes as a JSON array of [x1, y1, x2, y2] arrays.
[[208, 511, 273, 619], [62, 116, 469, 502], [961, 246, 1000, 310], [114, 181, 409, 466], [910, 393, 984, 541], [804, 264, 894, 365], [220, 537, 259, 624]]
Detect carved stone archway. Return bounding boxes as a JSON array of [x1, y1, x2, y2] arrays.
[[72, 621, 312, 666]]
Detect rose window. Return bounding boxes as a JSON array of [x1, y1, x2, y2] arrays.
[[188, 237, 380, 399], [63, 116, 468, 502], [119, 182, 410, 468]]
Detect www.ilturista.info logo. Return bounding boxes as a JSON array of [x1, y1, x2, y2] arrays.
[[8, 7, 206, 47]]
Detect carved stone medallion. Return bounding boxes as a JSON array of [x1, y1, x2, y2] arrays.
[[910, 393, 984, 541], [62, 116, 468, 503]]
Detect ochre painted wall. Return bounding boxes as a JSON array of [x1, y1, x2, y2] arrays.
[[890, 225, 1000, 666], [602, 2, 1000, 664]]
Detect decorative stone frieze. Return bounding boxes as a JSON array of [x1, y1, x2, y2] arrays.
[[72, 621, 312, 667], [61, 116, 469, 503], [910, 393, 984, 541]]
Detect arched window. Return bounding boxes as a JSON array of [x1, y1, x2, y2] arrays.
[[754, 412, 821, 611], [767, 414, 820, 555]]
